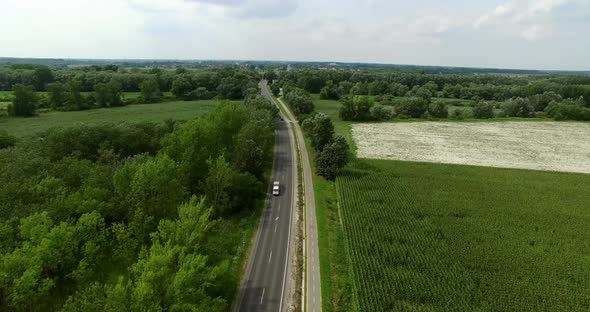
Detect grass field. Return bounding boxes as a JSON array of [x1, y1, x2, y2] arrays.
[[0, 100, 236, 137], [337, 159, 590, 311]]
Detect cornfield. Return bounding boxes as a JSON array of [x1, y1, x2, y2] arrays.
[[336, 159, 590, 311]]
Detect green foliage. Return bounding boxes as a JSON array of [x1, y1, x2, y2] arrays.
[[369, 105, 394, 121], [320, 81, 340, 100], [10, 84, 38, 117], [302, 112, 335, 152], [545, 99, 590, 121], [395, 96, 429, 118], [315, 135, 350, 180], [32, 65, 54, 91], [473, 101, 495, 119], [171, 76, 192, 99], [0, 94, 276, 311], [94, 80, 123, 107], [0, 130, 17, 149], [427, 102, 448, 118], [339, 95, 374, 121], [46, 82, 66, 110], [501, 97, 535, 117], [285, 88, 314, 115], [139, 79, 162, 103], [337, 159, 590, 311]]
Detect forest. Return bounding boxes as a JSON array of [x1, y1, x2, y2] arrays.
[[0, 64, 260, 116], [0, 93, 278, 311], [269, 69, 590, 121]]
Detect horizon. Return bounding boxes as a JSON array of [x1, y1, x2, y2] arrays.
[[1, 56, 589, 73], [1, 0, 589, 71]]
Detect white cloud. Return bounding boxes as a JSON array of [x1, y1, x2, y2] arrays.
[[521, 24, 546, 40]]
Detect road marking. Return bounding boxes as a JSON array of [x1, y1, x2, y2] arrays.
[[274, 223, 278, 233], [260, 288, 265, 305], [269, 250, 273, 263]]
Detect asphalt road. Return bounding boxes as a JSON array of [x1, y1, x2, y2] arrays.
[[273, 95, 323, 312], [234, 86, 296, 312], [260, 81, 323, 312]]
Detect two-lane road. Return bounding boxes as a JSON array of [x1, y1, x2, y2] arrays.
[[234, 91, 296, 311]]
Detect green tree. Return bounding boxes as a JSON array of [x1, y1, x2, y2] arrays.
[[10, 84, 38, 117], [315, 135, 350, 180], [285, 88, 314, 115], [171, 76, 193, 99], [302, 113, 335, 152], [47, 82, 66, 110], [139, 79, 161, 103], [32, 65, 54, 90], [427, 102, 448, 118], [473, 101, 495, 119], [339, 95, 374, 121], [501, 97, 535, 118], [395, 97, 429, 118], [66, 80, 85, 111]]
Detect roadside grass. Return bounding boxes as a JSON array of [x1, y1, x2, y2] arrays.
[[337, 159, 590, 311], [302, 135, 359, 312], [0, 100, 239, 137]]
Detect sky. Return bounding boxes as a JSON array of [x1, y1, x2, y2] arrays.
[[0, 0, 589, 70]]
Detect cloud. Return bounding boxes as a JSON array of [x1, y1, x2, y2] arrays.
[[473, 2, 515, 28], [521, 24, 546, 40], [472, 0, 578, 40], [186, 0, 298, 18]]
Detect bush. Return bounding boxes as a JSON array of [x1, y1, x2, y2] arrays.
[[501, 97, 535, 118], [473, 101, 495, 119], [546, 100, 590, 121], [395, 97, 429, 118], [427, 102, 448, 118], [10, 84, 38, 117], [285, 88, 314, 115], [0, 130, 16, 149], [370, 105, 394, 121], [339, 95, 374, 121]]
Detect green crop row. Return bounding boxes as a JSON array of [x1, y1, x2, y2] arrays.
[[336, 159, 590, 311]]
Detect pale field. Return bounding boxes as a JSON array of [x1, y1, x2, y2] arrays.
[[353, 121, 590, 174]]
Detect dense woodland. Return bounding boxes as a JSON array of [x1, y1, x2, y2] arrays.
[[269, 69, 590, 121], [0, 64, 260, 116], [0, 92, 278, 310]]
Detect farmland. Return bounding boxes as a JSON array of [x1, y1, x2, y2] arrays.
[[337, 159, 590, 311], [0, 100, 237, 137], [352, 121, 590, 174]]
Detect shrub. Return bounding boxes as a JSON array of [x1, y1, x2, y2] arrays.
[[395, 97, 429, 118], [0, 130, 16, 149], [370, 105, 394, 121], [546, 100, 590, 121], [427, 102, 448, 118], [473, 101, 495, 119], [501, 97, 535, 118]]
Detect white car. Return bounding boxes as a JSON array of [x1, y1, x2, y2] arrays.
[[272, 181, 280, 196]]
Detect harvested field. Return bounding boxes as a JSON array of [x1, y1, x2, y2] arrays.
[[353, 121, 590, 174]]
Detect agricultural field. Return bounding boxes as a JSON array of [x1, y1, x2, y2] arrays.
[[0, 99, 236, 137], [353, 121, 590, 174], [337, 159, 590, 311]]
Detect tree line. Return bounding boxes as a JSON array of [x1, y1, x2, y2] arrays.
[[0, 96, 277, 311], [269, 69, 590, 122], [1, 65, 261, 116]]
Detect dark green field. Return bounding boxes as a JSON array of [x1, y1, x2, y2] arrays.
[[336, 159, 590, 311], [0, 100, 238, 137]]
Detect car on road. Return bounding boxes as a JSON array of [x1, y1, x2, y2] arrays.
[[272, 181, 280, 196]]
